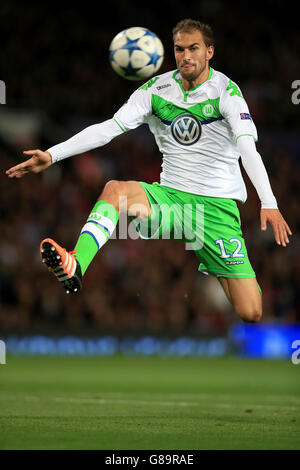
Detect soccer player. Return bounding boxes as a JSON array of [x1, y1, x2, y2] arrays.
[[6, 19, 292, 323]]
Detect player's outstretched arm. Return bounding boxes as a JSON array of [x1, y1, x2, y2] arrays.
[[260, 208, 292, 248], [237, 136, 292, 247], [6, 150, 52, 178]]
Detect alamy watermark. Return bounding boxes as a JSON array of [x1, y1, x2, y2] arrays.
[[92, 198, 205, 251], [0, 81, 6, 104], [291, 80, 300, 104], [0, 340, 6, 364], [291, 340, 300, 365]]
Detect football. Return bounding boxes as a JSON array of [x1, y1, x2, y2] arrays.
[[109, 27, 164, 81]]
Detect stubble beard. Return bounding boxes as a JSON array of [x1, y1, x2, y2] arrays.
[[179, 61, 206, 83]]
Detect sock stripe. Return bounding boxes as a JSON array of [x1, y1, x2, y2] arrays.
[[81, 221, 110, 245], [74, 201, 119, 276], [88, 220, 111, 236], [88, 213, 116, 236], [80, 231, 100, 250]]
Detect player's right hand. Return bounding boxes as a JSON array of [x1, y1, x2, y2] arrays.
[[6, 150, 53, 178]]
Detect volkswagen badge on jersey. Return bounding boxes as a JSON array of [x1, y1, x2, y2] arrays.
[[171, 113, 202, 145]]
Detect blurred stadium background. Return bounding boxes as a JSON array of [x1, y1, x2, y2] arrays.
[[0, 1, 299, 359]]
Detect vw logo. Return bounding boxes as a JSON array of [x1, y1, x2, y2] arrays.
[[171, 113, 201, 145]]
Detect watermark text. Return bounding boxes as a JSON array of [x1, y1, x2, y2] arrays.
[[291, 80, 300, 104], [0, 340, 6, 364], [291, 340, 300, 365], [0, 81, 6, 104], [95, 197, 205, 251]]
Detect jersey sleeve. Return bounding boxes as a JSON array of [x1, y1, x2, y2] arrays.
[[237, 135, 277, 209], [219, 78, 258, 142], [48, 85, 153, 163], [113, 85, 152, 132], [47, 119, 123, 163]]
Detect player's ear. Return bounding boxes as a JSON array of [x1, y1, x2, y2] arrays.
[[206, 45, 214, 61]]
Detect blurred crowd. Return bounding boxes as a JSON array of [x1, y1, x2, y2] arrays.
[[1, 2, 299, 128], [0, 128, 299, 335], [0, 1, 299, 334]]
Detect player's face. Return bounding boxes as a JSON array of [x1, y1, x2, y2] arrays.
[[174, 30, 213, 82]]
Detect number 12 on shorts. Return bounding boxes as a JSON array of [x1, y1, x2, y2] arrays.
[[215, 238, 245, 259]]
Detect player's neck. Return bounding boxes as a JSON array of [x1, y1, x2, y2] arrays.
[[180, 66, 210, 91]]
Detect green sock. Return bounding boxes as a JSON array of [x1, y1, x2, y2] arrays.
[[74, 200, 119, 275]]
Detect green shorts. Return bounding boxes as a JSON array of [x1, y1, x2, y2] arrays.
[[133, 182, 256, 279]]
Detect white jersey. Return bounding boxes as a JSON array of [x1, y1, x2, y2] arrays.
[[48, 67, 277, 208], [113, 67, 258, 202]]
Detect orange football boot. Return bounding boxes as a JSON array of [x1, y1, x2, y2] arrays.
[[40, 238, 82, 294]]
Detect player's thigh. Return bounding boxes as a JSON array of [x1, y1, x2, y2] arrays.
[[130, 182, 184, 241], [101, 180, 151, 217], [218, 277, 232, 303], [124, 181, 152, 217], [220, 276, 262, 322]]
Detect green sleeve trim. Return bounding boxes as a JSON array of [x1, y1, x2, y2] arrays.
[[113, 118, 126, 133], [236, 133, 258, 142]]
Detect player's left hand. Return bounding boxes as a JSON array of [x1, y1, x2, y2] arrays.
[[6, 150, 52, 178], [260, 208, 292, 247]]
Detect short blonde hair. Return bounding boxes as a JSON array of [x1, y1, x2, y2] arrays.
[[172, 19, 215, 47]]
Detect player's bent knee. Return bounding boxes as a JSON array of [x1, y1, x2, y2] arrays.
[[102, 180, 122, 196], [100, 180, 126, 210], [236, 305, 262, 323]]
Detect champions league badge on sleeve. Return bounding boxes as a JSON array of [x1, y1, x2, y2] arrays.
[[240, 113, 251, 120]]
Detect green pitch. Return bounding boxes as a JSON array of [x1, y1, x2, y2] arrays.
[[0, 355, 299, 450]]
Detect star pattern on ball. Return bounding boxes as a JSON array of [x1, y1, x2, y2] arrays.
[[109, 27, 164, 80], [121, 37, 142, 57], [146, 48, 162, 67], [120, 61, 141, 77]]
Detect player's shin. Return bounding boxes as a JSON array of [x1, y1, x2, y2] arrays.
[[74, 200, 119, 275]]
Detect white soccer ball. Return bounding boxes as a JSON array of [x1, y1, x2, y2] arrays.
[[109, 27, 164, 81]]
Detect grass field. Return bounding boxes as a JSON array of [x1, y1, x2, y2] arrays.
[[0, 355, 299, 450]]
